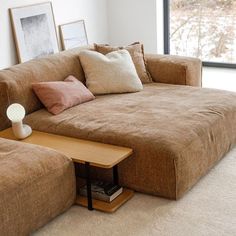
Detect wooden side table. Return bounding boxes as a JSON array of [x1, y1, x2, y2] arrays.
[[0, 128, 134, 213]]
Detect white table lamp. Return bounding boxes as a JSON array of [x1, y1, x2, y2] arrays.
[[6, 103, 32, 139]]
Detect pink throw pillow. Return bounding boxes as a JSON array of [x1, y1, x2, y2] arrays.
[[32, 76, 95, 115]]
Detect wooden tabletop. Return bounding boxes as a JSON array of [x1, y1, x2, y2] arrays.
[[0, 128, 133, 168]]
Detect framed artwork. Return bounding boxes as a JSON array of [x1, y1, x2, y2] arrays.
[[10, 2, 59, 63], [59, 20, 88, 50]]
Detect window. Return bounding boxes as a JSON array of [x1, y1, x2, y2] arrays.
[[164, 0, 236, 68]]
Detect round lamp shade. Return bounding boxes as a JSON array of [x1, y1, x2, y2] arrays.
[[6, 103, 26, 122]]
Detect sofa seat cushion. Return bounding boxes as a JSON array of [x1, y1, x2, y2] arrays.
[[25, 83, 236, 199], [0, 138, 76, 236]]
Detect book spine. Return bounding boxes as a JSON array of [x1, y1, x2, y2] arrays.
[[80, 189, 111, 202]]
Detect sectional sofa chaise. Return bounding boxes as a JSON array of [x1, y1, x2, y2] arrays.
[[0, 46, 236, 203]]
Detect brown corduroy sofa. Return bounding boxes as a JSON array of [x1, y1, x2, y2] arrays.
[[0, 138, 76, 236], [0, 46, 236, 200]]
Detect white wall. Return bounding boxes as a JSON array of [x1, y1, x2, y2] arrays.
[[203, 67, 236, 92], [107, 0, 158, 54], [0, 0, 108, 69], [156, 0, 164, 53]]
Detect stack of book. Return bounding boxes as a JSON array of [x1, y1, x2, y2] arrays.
[[79, 181, 123, 202]]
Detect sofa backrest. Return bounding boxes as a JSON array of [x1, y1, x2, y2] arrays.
[[0, 46, 92, 131]]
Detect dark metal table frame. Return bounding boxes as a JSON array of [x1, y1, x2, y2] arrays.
[[85, 162, 119, 210]]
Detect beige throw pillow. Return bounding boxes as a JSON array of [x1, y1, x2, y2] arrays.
[[94, 42, 152, 84], [79, 49, 143, 95]]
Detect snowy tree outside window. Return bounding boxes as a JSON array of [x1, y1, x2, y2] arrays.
[[170, 0, 236, 63]]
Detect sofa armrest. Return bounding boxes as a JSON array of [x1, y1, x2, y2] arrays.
[[145, 54, 202, 87]]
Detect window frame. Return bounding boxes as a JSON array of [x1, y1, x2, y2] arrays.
[[163, 0, 236, 69]]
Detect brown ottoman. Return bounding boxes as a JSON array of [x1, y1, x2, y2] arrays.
[[0, 138, 76, 236]]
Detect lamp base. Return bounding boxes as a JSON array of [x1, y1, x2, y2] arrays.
[[12, 122, 32, 140]]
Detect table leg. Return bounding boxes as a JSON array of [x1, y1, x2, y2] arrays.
[[85, 162, 93, 210], [113, 165, 119, 185]]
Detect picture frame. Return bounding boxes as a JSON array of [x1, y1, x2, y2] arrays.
[[10, 2, 59, 63], [59, 20, 88, 50]]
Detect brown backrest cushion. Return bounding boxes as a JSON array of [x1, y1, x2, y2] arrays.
[[94, 42, 152, 84], [0, 46, 92, 130]]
